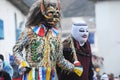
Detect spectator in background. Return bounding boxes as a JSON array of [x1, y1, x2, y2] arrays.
[[57, 20, 94, 80], [119, 75, 120, 80], [0, 54, 11, 80], [101, 73, 109, 80], [114, 77, 119, 80], [109, 73, 114, 80], [9, 54, 21, 79], [0, 54, 13, 79]]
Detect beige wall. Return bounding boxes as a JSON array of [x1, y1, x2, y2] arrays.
[[95, 1, 120, 76]]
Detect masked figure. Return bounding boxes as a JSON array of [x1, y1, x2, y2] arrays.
[[57, 20, 94, 80], [13, 0, 83, 80]]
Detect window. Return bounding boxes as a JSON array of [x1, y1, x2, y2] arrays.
[[0, 19, 4, 39], [88, 32, 94, 44], [16, 29, 21, 41]]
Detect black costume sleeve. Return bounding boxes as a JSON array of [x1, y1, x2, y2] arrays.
[[0, 71, 11, 80], [88, 57, 94, 80]]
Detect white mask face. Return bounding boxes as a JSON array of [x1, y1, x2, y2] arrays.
[[0, 59, 3, 71], [71, 23, 89, 46]]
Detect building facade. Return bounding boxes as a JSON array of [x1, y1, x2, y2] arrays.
[[94, 0, 120, 76], [0, 0, 26, 61]]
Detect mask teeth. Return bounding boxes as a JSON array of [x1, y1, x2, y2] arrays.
[[44, 15, 52, 19]]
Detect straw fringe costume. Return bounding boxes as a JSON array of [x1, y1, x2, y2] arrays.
[[13, 0, 83, 80], [13, 26, 75, 80]]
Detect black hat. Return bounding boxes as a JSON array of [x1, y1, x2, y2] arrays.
[[0, 54, 4, 61]]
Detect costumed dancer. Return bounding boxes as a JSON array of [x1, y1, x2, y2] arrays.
[[13, 0, 83, 80], [57, 20, 94, 80]]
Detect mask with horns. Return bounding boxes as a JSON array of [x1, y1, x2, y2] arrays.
[[26, 0, 61, 28]]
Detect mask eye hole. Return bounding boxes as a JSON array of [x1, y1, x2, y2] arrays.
[[79, 29, 85, 32], [79, 28, 89, 32], [53, 12, 60, 18], [46, 11, 60, 18], [56, 11, 60, 17]]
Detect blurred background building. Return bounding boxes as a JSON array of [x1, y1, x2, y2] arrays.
[[0, 0, 26, 61], [0, 0, 120, 77], [92, 0, 120, 76]]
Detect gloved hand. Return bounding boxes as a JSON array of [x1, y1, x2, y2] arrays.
[[74, 66, 83, 77], [19, 67, 31, 75], [18, 61, 31, 75], [73, 61, 83, 77]]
